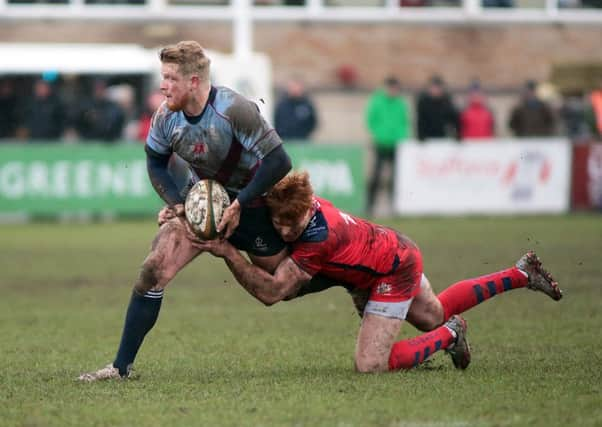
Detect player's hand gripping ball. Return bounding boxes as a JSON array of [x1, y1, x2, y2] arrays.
[[184, 180, 231, 240]]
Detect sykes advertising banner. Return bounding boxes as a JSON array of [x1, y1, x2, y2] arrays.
[[0, 143, 365, 218], [394, 140, 572, 215], [572, 143, 602, 210]]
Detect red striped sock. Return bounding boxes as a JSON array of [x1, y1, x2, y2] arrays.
[[437, 267, 528, 321], [388, 325, 455, 370]]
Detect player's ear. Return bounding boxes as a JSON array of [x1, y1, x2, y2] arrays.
[[189, 74, 200, 89]]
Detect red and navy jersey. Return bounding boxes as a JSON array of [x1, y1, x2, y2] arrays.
[[290, 197, 421, 297]]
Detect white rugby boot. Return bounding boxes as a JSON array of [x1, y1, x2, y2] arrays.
[[78, 363, 129, 382]]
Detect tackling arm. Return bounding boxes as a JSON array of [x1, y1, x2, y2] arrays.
[[203, 240, 312, 306]]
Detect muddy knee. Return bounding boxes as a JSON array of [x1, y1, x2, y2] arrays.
[[134, 221, 198, 294], [354, 355, 387, 373], [134, 260, 162, 294]]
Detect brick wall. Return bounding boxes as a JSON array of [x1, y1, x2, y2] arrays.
[[1, 21, 601, 89], [0, 20, 591, 144]]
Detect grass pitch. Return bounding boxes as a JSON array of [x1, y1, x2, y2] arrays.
[[1, 215, 601, 427]]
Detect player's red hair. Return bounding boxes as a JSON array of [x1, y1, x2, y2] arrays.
[[267, 171, 313, 224]]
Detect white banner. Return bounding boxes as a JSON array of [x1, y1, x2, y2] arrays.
[[394, 140, 572, 215]]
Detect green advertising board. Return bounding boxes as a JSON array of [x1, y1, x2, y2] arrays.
[[285, 143, 365, 215], [0, 144, 161, 217], [0, 143, 365, 218]]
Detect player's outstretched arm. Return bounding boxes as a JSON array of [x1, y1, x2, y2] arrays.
[[195, 239, 311, 306]]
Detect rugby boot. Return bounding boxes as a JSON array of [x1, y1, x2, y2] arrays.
[[444, 315, 471, 370], [78, 363, 129, 382], [516, 251, 562, 301]]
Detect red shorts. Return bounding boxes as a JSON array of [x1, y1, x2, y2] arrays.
[[363, 234, 423, 319]]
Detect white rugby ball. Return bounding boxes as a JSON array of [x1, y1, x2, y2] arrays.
[[184, 179, 231, 240]]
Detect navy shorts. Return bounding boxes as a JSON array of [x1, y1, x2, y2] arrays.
[[228, 202, 286, 257]]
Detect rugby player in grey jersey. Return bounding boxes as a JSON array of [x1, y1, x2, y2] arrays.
[[79, 41, 314, 381]]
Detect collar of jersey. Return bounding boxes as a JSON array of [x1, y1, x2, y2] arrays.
[[183, 86, 217, 124]]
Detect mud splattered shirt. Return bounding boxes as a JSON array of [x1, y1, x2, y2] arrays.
[[146, 86, 282, 195]]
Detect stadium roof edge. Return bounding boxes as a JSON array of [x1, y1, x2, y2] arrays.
[[0, 43, 157, 75]]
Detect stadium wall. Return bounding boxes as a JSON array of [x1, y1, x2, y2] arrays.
[[1, 22, 601, 89]]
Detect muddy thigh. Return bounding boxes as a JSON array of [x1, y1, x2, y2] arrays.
[[405, 275, 445, 332], [134, 218, 203, 294]]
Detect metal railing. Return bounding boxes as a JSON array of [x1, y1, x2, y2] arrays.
[[1, 0, 602, 23]]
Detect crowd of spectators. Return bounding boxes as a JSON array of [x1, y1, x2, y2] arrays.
[[0, 76, 143, 143], [362, 74, 602, 145], [1, 74, 602, 145]]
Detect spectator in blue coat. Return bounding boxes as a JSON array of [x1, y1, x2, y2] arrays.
[[274, 78, 318, 142]]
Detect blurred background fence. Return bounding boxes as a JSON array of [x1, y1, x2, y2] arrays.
[[1, 1, 601, 220]]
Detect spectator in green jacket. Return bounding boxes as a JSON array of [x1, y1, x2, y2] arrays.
[[365, 76, 410, 216]]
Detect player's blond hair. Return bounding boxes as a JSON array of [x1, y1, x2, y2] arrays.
[[267, 171, 314, 224], [159, 41, 211, 80]]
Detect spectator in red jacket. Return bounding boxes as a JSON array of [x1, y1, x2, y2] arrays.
[[137, 91, 165, 142], [459, 82, 495, 140]]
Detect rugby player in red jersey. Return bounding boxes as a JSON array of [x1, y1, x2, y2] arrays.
[[196, 171, 562, 372]]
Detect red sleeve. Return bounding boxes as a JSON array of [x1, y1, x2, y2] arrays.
[[290, 242, 327, 277]]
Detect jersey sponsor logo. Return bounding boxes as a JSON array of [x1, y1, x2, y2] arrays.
[[300, 211, 328, 242], [376, 282, 393, 295], [254, 236, 268, 251]]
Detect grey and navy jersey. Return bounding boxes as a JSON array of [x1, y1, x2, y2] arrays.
[[146, 86, 282, 195]]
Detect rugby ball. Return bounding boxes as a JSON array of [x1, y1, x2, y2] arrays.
[[184, 179, 231, 240]]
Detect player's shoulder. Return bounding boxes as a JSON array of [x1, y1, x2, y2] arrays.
[[213, 86, 261, 123], [150, 101, 177, 129], [298, 199, 330, 243], [314, 197, 338, 217]]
